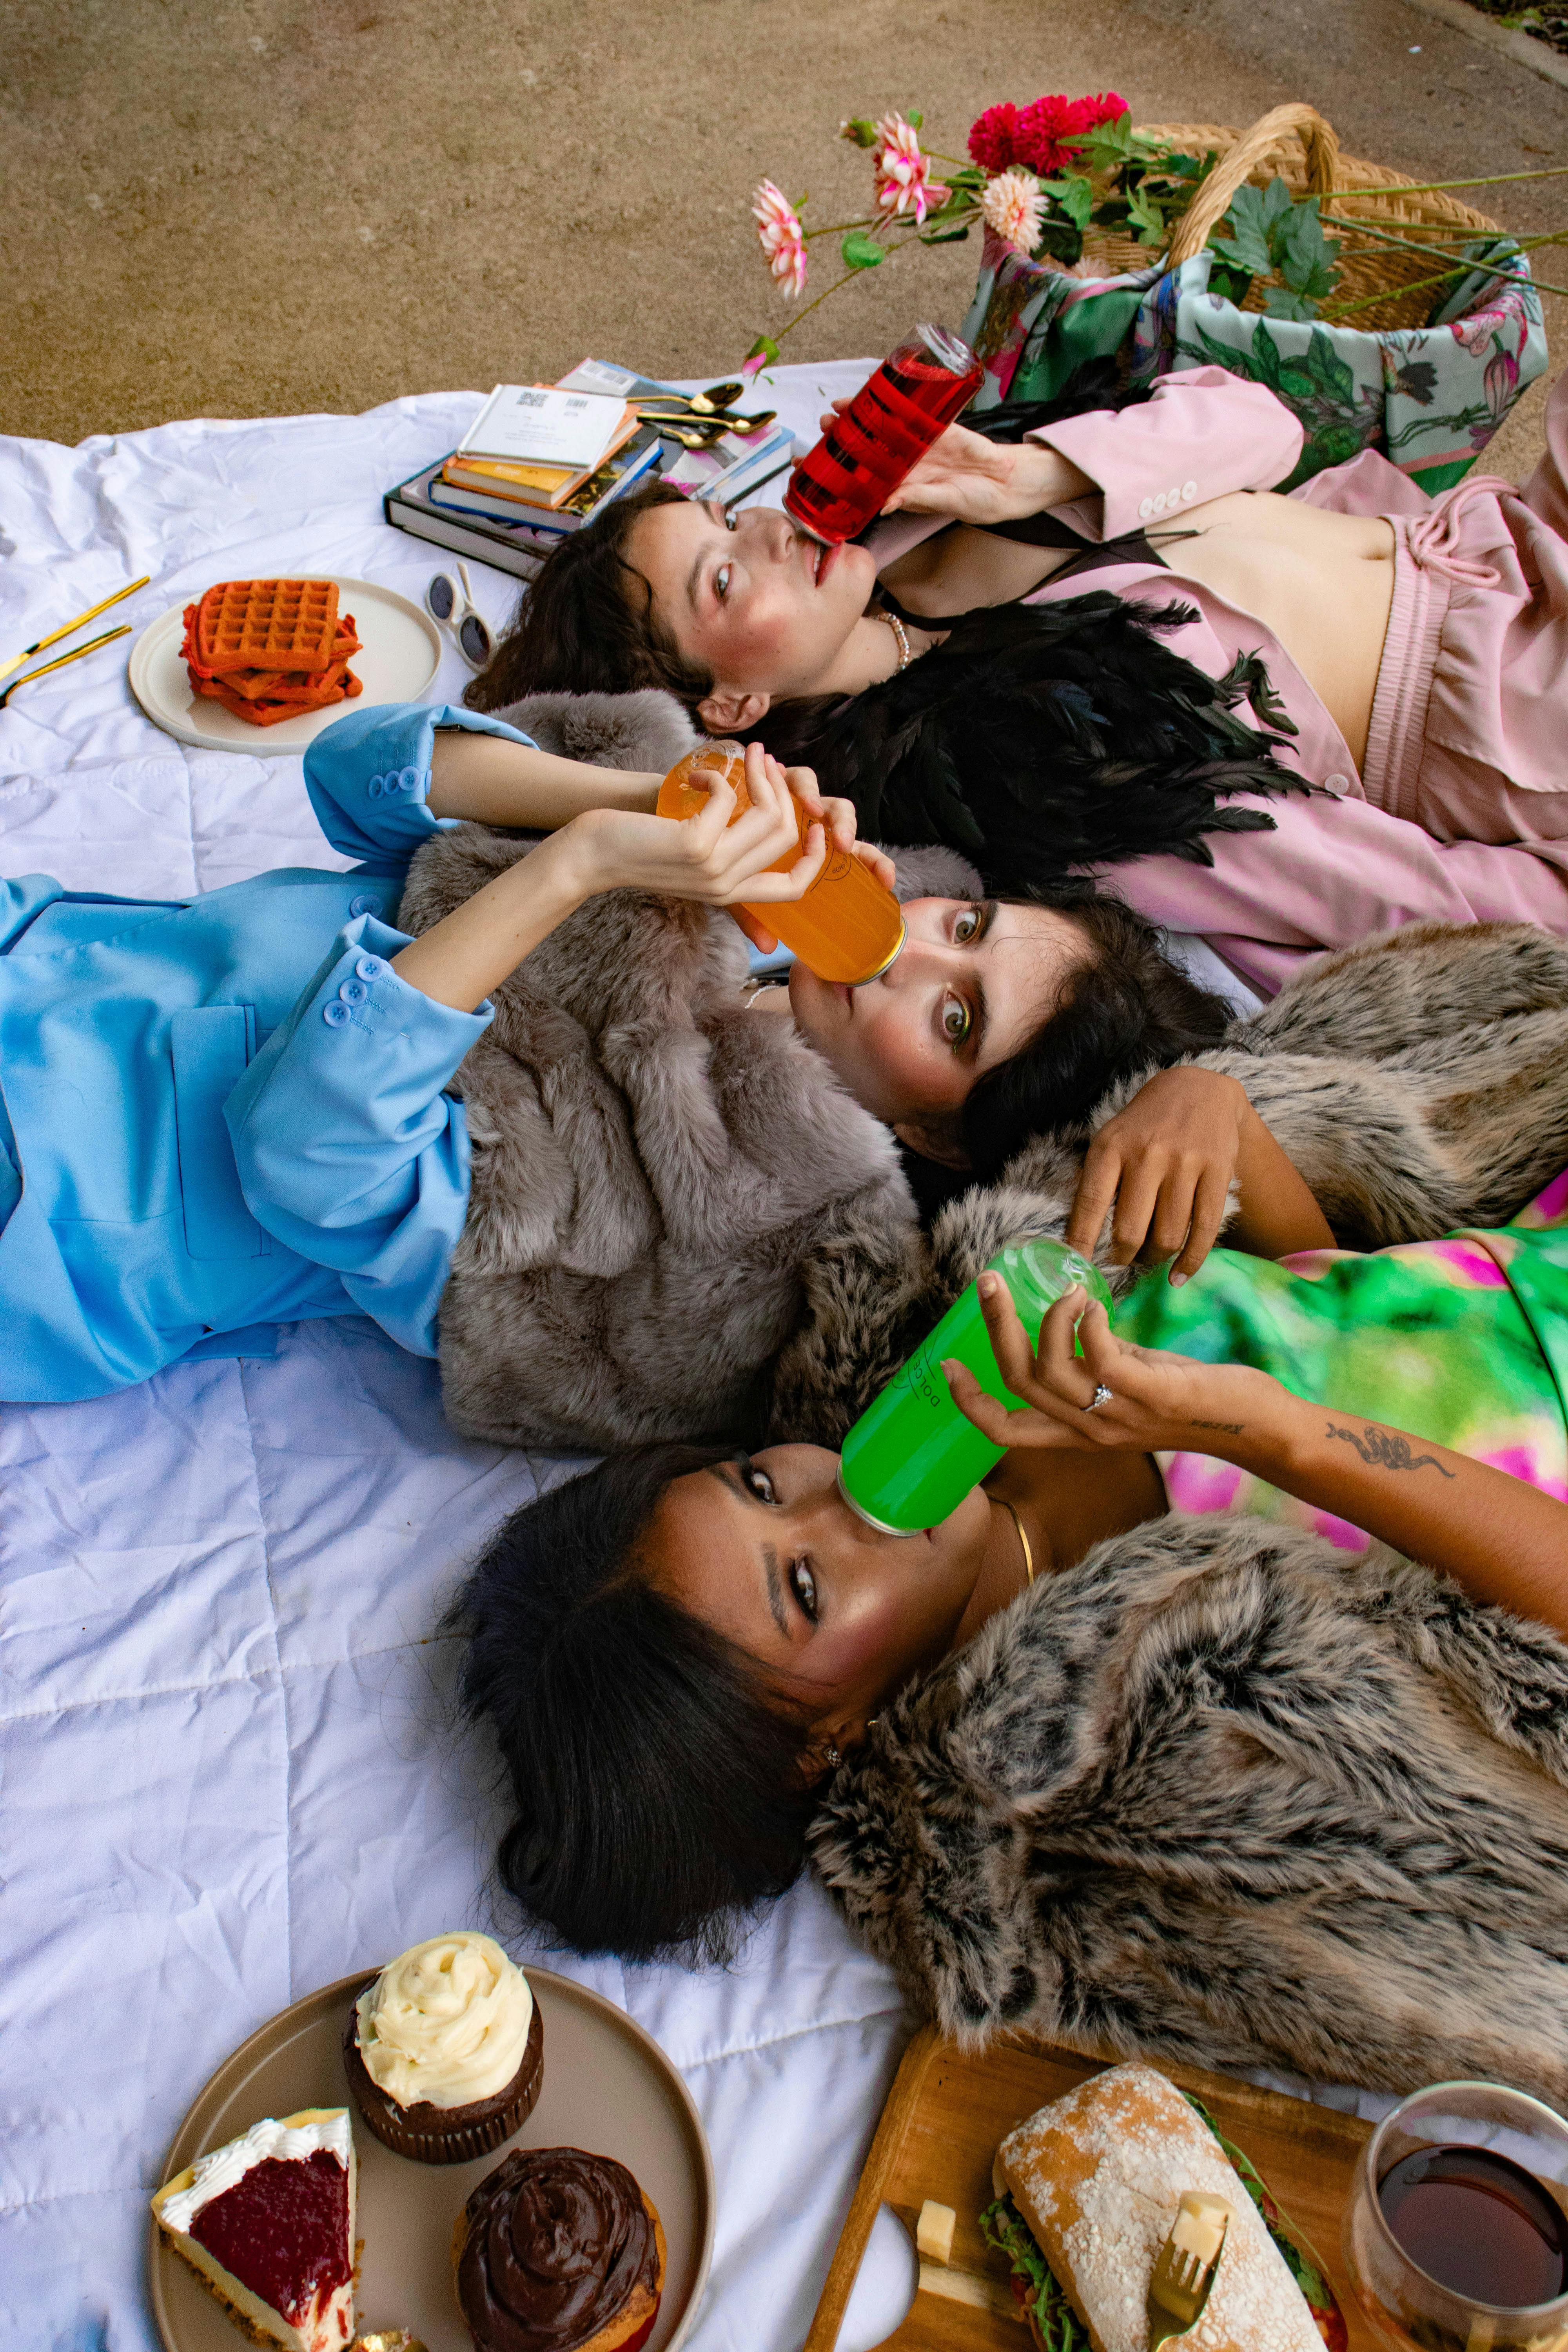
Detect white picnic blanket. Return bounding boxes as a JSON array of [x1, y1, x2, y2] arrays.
[[0, 364, 1317, 2352]]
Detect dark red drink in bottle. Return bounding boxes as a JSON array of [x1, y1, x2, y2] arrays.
[[784, 324, 984, 545]]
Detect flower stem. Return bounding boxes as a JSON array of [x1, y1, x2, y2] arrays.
[[801, 217, 883, 241], [767, 234, 928, 347], [1320, 165, 1568, 198], [1320, 243, 1564, 318]]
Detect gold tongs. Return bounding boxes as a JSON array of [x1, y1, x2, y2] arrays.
[[0, 573, 149, 704]]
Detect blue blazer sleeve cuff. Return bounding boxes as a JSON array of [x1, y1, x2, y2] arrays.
[[303, 701, 540, 865]]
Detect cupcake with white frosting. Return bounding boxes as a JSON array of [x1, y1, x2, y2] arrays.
[[342, 1931, 543, 2165]]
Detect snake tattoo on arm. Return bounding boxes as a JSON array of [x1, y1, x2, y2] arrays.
[[1325, 1422, 1455, 1477]]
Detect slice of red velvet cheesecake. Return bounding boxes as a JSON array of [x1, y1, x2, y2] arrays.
[[152, 2107, 358, 2352]]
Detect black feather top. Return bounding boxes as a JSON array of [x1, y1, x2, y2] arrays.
[[753, 591, 1307, 886]]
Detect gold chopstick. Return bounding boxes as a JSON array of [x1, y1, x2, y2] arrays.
[[0, 623, 132, 708], [0, 573, 151, 685]]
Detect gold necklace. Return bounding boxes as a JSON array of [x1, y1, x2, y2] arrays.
[[1000, 1496, 1035, 1587]]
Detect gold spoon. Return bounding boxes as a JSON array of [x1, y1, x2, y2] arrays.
[[654, 411, 777, 446]]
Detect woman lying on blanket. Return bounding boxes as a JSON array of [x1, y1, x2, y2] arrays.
[[450, 1152, 1568, 1979], [465, 360, 1568, 997], [0, 712, 1245, 1406]]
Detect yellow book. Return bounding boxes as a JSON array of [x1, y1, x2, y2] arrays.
[[444, 409, 643, 510]]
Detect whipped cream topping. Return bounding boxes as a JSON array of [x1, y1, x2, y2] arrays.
[[160, 2110, 352, 2235], [354, 1931, 533, 2111]]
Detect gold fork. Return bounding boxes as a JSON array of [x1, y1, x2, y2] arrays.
[[1148, 2191, 1231, 2348]]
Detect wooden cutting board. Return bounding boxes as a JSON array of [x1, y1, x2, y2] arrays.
[[804, 2025, 1377, 2351]]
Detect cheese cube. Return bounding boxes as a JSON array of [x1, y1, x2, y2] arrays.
[[916, 2199, 956, 2264]]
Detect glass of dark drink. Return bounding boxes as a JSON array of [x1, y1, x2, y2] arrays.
[[782, 324, 984, 546], [1343, 2080, 1568, 2350]]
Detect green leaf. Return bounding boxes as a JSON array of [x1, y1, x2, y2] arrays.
[[907, 109, 923, 128], [1038, 174, 1094, 229], [1214, 187, 1274, 279], [1207, 258, 1254, 307], [840, 230, 884, 270], [919, 221, 971, 243], [840, 117, 880, 147], [1125, 182, 1169, 245], [1264, 287, 1319, 321], [1304, 327, 1356, 404], [1259, 175, 1294, 241], [1074, 109, 1135, 172], [1278, 197, 1339, 297], [1248, 317, 1286, 392]]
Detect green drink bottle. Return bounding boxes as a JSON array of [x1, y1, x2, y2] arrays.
[[837, 1237, 1112, 1534]]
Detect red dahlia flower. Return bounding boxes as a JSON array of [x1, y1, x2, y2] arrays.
[[967, 102, 1022, 172]]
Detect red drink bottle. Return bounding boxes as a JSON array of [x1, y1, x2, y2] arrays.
[[784, 324, 984, 546]]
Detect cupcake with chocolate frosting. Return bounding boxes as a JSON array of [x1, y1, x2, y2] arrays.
[[453, 2146, 666, 2352], [343, 1931, 543, 2165]]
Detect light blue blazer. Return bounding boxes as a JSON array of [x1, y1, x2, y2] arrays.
[[0, 701, 533, 1403]]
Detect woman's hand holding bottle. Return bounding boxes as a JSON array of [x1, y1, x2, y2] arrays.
[[559, 742, 835, 909], [945, 1271, 1568, 1630], [812, 398, 1093, 526], [394, 741, 891, 1011], [944, 1274, 1281, 1460]]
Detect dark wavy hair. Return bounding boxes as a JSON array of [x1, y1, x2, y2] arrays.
[[445, 1445, 817, 1964], [465, 481, 712, 711], [959, 886, 1231, 1178]]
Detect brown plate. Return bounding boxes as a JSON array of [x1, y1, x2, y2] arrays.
[[147, 1965, 715, 2352], [805, 2024, 1376, 2351]]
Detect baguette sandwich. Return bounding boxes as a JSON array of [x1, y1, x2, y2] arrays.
[[988, 2063, 1327, 2352]]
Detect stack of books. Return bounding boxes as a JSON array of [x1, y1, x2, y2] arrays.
[[385, 359, 798, 582]]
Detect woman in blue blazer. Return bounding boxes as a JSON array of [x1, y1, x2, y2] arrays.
[[0, 706, 856, 1401]]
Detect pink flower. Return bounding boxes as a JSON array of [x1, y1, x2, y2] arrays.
[[980, 167, 1044, 255], [968, 101, 1022, 172], [872, 112, 949, 225], [751, 180, 808, 299]]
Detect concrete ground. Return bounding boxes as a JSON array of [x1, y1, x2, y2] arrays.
[[1, 0, 1564, 472]]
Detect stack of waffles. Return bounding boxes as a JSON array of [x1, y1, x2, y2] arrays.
[[181, 579, 363, 726]]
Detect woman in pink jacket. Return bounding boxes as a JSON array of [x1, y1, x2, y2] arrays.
[[466, 363, 1568, 997]]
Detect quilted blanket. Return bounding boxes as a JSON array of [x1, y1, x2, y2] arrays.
[[0, 366, 926, 2352]]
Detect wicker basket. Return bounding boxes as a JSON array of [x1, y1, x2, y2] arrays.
[[1078, 102, 1504, 332]]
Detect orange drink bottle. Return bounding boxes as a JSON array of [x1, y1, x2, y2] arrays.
[[655, 747, 905, 986]]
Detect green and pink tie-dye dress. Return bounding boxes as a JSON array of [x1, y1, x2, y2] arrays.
[[1116, 1168, 1568, 1552]]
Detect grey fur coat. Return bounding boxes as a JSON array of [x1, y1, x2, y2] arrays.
[[404, 690, 1568, 1452], [810, 1513, 1568, 2100]]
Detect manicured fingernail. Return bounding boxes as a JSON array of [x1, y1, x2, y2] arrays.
[[940, 1358, 963, 1381], [978, 1274, 1000, 1298], [1169, 1270, 1188, 1288]]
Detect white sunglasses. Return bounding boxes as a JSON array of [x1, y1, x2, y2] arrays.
[[425, 563, 494, 669]]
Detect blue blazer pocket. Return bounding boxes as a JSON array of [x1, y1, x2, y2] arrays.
[[170, 1005, 269, 1261]]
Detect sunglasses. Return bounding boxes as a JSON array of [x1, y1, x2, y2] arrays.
[[425, 564, 494, 668]]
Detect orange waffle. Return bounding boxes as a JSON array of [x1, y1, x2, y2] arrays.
[[191, 579, 341, 677], [180, 592, 363, 726], [213, 615, 363, 700], [192, 666, 364, 726]]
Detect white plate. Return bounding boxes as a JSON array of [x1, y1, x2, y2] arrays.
[[129, 576, 443, 753]]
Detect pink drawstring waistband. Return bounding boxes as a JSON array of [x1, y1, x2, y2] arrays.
[[1404, 474, 1513, 590]]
